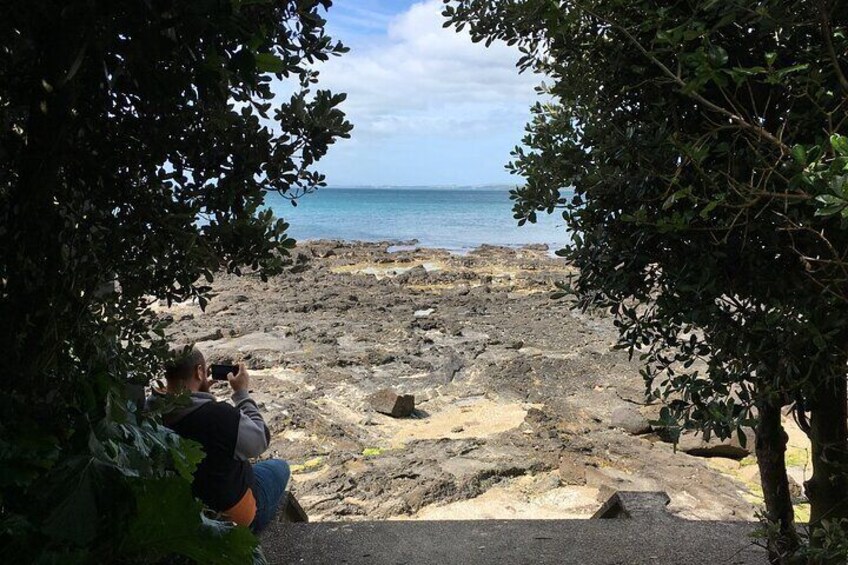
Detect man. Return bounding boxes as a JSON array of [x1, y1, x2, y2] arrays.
[[149, 346, 290, 533]]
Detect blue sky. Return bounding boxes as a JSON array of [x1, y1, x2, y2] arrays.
[[296, 0, 541, 186]]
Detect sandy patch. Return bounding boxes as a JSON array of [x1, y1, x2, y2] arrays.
[[387, 398, 531, 444], [243, 367, 312, 392]]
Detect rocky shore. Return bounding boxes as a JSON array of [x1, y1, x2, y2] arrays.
[[158, 240, 782, 522]]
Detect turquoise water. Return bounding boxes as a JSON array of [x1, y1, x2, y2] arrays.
[[263, 188, 568, 252]]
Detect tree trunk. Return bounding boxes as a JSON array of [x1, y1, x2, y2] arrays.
[[806, 371, 848, 542], [756, 396, 799, 562]]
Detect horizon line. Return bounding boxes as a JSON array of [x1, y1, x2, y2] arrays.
[[321, 183, 517, 189]]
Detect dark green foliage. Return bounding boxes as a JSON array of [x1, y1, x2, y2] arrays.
[[445, 0, 848, 559], [0, 0, 350, 561]]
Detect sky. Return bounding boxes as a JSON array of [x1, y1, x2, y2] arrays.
[[286, 0, 541, 187]]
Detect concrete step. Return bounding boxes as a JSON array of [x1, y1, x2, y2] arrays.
[[261, 519, 766, 564]]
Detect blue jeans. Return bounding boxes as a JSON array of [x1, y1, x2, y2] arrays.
[[250, 459, 290, 533]]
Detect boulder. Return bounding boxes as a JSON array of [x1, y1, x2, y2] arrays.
[[398, 265, 428, 283], [197, 330, 300, 369], [368, 389, 415, 418], [676, 430, 753, 460], [610, 405, 652, 435]]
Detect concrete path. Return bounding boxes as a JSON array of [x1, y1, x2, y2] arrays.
[[262, 520, 767, 564]]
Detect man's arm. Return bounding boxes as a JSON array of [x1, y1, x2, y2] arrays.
[[228, 364, 271, 460]]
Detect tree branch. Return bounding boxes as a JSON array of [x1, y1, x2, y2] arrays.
[[817, 0, 848, 96], [571, 1, 792, 155]]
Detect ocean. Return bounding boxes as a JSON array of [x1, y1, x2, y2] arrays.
[[263, 187, 568, 253]]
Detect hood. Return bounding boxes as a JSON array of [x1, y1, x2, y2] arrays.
[[145, 389, 216, 425]]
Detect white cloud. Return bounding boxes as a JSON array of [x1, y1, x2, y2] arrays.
[[316, 0, 540, 140]]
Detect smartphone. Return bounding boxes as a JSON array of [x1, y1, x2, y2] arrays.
[[210, 364, 239, 381]]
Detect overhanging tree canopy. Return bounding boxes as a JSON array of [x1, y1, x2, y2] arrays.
[[0, 0, 350, 561], [445, 0, 848, 560]]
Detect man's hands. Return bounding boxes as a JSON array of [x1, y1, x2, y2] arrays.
[[227, 363, 249, 393]]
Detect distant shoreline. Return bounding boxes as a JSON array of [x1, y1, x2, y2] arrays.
[[321, 184, 515, 191], [292, 237, 559, 257]]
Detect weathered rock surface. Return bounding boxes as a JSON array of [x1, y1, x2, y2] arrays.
[[558, 457, 587, 486], [676, 430, 754, 460], [157, 240, 760, 522], [610, 405, 651, 435], [368, 389, 415, 418], [196, 331, 300, 369]]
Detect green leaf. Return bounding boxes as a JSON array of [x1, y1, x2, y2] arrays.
[[708, 45, 728, 67], [170, 437, 205, 482], [792, 144, 807, 165], [255, 52, 286, 74], [699, 199, 719, 218], [832, 135, 848, 157], [662, 187, 691, 210], [776, 63, 809, 78], [830, 175, 848, 198], [731, 66, 767, 76], [123, 477, 256, 563], [815, 194, 847, 216], [736, 427, 747, 449]]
